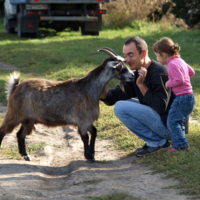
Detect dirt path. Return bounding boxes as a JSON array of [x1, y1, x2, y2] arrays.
[[0, 103, 195, 200], [0, 63, 195, 200]]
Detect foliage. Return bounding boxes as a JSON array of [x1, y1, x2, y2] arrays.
[[171, 0, 200, 28], [103, 0, 200, 29], [102, 0, 168, 29]]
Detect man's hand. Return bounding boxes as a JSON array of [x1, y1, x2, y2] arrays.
[[136, 67, 148, 96], [100, 84, 109, 99], [136, 67, 147, 86]]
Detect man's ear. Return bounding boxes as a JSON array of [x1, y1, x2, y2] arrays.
[[141, 49, 147, 60], [142, 49, 147, 57]]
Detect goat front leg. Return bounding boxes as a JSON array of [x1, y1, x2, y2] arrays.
[[17, 124, 33, 161], [88, 125, 97, 162], [81, 134, 94, 162]]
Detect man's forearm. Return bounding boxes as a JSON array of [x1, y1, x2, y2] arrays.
[[137, 84, 148, 96]]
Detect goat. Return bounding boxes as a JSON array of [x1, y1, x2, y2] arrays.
[[0, 48, 134, 162]]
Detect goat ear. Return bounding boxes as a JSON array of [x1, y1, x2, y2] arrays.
[[107, 61, 122, 71]]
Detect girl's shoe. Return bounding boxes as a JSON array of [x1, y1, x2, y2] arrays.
[[167, 148, 178, 153], [167, 147, 189, 153]]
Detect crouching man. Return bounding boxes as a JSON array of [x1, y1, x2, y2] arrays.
[[100, 36, 184, 157]]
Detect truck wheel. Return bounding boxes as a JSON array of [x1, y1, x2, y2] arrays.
[[90, 31, 99, 36], [29, 32, 37, 38], [81, 26, 87, 35], [5, 20, 15, 34], [81, 26, 99, 36], [4, 15, 15, 34]]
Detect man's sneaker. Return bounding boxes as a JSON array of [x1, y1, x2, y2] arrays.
[[136, 140, 170, 153], [135, 145, 160, 157]]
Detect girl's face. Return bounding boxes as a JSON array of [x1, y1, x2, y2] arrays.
[[154, 52, 168, 65]]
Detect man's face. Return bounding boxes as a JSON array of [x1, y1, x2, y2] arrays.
[[123, 42, 144, 70]]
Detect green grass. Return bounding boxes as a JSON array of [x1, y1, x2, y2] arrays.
[[0, 17, 200, 198], [0, 143, 45, 159], [86, 192, 142, 200], [73, 178, 104, 186]]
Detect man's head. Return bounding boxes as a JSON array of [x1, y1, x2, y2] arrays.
[[123, 36, 149, 70]]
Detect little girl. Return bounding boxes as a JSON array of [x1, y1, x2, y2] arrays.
[[153, 37, 195, 153]]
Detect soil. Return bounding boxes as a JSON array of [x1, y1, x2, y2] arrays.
[[0, 62, 195, 200]]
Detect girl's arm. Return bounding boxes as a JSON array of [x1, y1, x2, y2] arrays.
[[167, 65, 185, 88], [188, 65, 195, 77]]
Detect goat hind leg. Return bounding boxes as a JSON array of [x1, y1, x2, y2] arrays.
[[88, 125, 97, 162], [17, 124, 34, 161]]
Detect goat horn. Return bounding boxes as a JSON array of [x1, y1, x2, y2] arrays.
[[98, 48, 125, 62], [97, 48, 117, 60], [101, 47, 118, 56]]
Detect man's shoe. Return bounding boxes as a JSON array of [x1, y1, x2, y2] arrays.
[[135, 145, 160, 157], [136, 140, 170, 153]]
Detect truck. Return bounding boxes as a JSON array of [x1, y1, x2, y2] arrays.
[[4, 0, 110, 38]]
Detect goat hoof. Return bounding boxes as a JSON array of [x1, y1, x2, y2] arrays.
[[87, 159, 92, 163], [24, 155, 31, 161], [86, 157, 95, 163]]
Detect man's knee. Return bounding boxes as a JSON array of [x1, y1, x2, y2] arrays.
[[114, 101, 125, 117]]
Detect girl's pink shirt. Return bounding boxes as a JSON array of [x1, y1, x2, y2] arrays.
[[167, 55, 195, 96]]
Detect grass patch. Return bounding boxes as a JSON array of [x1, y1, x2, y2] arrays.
[[86, 192, 142, 200], [0, 145, 23, 160], [73, 178, 104, 186], [0, 143, 45, 159], [0, 17, 200, 197], [27, 143, 45, 152], [137, 122, 200, 198]]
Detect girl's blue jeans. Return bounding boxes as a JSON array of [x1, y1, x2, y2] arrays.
[[114, 98, 172, 147], [167, 93, 195, 150]]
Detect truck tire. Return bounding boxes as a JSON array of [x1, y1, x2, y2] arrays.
[[81, 26, 99, 36], [4, 11, 15, 34], [5, 19, 15, 34], [90, 31, 99, 36]]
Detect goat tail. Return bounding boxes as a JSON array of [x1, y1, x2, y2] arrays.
[[5, 71, 21, 100]]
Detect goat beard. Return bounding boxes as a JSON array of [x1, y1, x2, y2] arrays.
[[119, 81, 125, 93]]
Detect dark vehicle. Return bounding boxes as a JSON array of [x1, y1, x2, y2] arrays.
[[4, 0, 110, 38]]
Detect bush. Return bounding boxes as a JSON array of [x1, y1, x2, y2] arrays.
[[103, 0, 200, 29], [102, 0, 169, 29], [171, 0, 200, 28]]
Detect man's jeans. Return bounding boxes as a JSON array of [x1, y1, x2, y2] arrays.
[[167, 93, 195, 150], [114, 99, 172, 148]]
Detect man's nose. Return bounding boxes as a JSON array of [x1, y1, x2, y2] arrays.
[[125, 57, 129, 62]]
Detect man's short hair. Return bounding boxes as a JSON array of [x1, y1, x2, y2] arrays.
[[125, 36, 148, 54]]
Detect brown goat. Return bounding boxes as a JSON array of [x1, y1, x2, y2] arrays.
[[0, 48, 135, 162]]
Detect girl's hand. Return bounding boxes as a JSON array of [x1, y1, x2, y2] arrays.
[[165, 81, 169, 90]]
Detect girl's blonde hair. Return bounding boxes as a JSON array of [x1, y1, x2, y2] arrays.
[[153, 37, 180, 57]]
